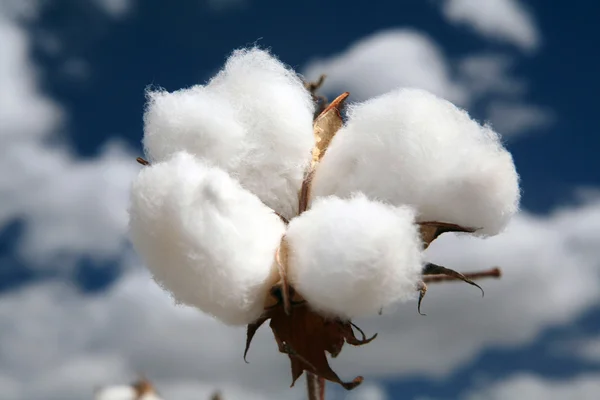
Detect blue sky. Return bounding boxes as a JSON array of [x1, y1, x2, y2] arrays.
[[1, 1, 600, 399]]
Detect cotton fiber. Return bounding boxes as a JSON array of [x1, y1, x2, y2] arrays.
[[285, 194, 423, 320], [143, 48, 315, 221], [95, 386, 136, 400], [129, 151, 286, 325], [143, 86, 245, 171], [95, 386, 162, 400], [311, 88, 520, 236]]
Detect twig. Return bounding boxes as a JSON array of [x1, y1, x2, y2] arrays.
[[306, 372, 325, 400], [136, 157, 150, 166], [301, 75, 330, 400], [423, 267, 501, 283]]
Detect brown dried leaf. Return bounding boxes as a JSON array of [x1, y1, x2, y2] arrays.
[[416, 281, 427, 316], [422, 263, 484, 296], [269, 305, 364, 390], [311, 92, 349, 167], [418, 221, 478, 249], [244, 315, 269, 363], [246, 295, 373, 390]]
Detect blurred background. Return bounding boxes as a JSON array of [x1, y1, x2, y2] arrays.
[[1, 0, 599, 399]]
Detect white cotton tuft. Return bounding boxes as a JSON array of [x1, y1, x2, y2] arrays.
[[95, 385, 136, 400], [207, 48, 316, 220], [143, 48, 315, 220], [95, 385, 163, 400], [311, 88, 520, 236], [128, 151, 286, 325], [139, 393, 163, 400], [143, 86, 245, 171], [285, 194, 423, 320]]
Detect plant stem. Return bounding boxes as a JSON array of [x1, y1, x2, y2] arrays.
[[306, 372, 325, 400], [423, 267, 501, 283]]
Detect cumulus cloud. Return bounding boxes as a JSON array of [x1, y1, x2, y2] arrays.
[[0, 0, 40, 20], [343, 384, 389, 400], [487, 101, 555, 136], [0, 15, 61, 139], [303, 31, 552, 137], [93, 0, 133, 17], [2, 198, 600, 398], [0, 269, 299, 400], [440, 0, 540, 52], [555, 334, 600, 363], [456, 53, 525, 99], [0, 13, 138, 268], [463, 373, 600, 400], [303, 29, 468, 104]]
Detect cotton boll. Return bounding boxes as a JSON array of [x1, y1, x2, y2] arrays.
[[311, 88, 520, 236], [129, 151, 286, 325], [95, 385, 136, 400], [208, 48, 316, 220], [139, 394, 163, 400], [143, 86, 245, 170], [95, 384, 163, 400], [142, 48, 314, 221], [285, 194, 423, 320]]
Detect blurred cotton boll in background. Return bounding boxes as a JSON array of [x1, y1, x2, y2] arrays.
[[95, 379, 163, 400], [95, 385, 137, 400]]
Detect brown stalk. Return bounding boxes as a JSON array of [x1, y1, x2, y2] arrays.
[[306, 373, 326, 400], [423, 267, 501, 283]]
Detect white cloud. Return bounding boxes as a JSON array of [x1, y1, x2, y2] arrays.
[[60, 58, 90, 81], [1, 0, 133, 21], [0, 269, 300, 400], [0, 15, 61, 140], [343, 384, 388, 400], [487, 101, 555, 136], [440, 0, 540, 52], [463, 373, 600, 400], [0, 13, 139, 268], [577, 340, 600, 363], [303, 31, 552, 137], [2, 198, 600, 398], [456, 54, 525, 99], [93, 0, 133, 18], [553, 332, 600, 363], [303, 29, 468, 104], [0, 0, 42, 21]]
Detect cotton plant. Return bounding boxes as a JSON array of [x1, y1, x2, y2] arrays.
[[128, 48, 519, 396]]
